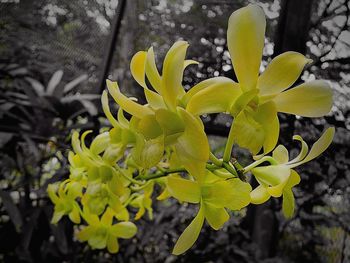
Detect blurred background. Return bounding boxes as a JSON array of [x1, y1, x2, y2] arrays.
[[0, 0, 349, 262]]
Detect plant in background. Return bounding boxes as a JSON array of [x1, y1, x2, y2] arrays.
[[48, 4, 334, 255]]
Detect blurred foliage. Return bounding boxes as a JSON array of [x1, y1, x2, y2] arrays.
[[0, 0, 349, 262]]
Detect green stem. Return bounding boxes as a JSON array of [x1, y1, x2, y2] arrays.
[[130, 181, 153, 191], [139, 167, 186, 180], [122, 193, 139, 207], [222, 162, 238, 177], [114, 165, 145, 185], [223, 122, 235, 162], [231, 158, 244, 173], [243, 156, 278, 173], [209, 151, 238, 177], [209, 152, 223, 166]]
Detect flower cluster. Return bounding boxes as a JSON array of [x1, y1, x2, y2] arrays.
[[48, 4, 334, 255]]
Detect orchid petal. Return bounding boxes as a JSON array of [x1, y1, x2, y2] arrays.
[[231, 110, 265, 155], [110, 222, 137, 239], [133, 114, 162, 140], [203, 179, 251, 210], [286, 135, 309, 165], [69, 206, 81, 224], [186, 81, 241, 115], [227, 4, 266, 91], [203, 203, 229, 230], [77, 226, 95, 241], [145, 47, 162, 94], [107, 236, 119, 253], [252, 165, 290, 197], [290, 127, 335, 167], [162, 41, 188, 109], [172, 205, 205, 255], [184, 59, 199, 69], [250, 185, 270, 204], [282, 170, 301, 218], [47, 184, 59, 204], [132, 135, 164, 169], [117, 108, 129, 128], [272, 145, 289, 164], [101, 91, 120, 128], [182, 77, 235, 106], [101, 208, 114, 226], [258, 52, 312, 95], [175, 108, 209, 180], [130, 51, 165, 109], [230, 88, 259, 117], [253, 101, 279, 155], [282, 190, 294, 219], [155, 109, 185, 144], [225, 179, 252, 210], [90, 132, 110, 155], [106, 80, 153, 119], [130, 51, 147, 88], [88, 231, 107, 249], [273, 80, 333, 117], [167, 176, 201, 203]]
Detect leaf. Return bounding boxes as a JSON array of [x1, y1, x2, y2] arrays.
[[0, 190, 23, 231], [26, 77, 45, 96], [46, 70, 64, 95], [80, 100, 98, 116], [63, 74, 88, 94]]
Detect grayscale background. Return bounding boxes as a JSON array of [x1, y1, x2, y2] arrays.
[[0, 0, 349, 262]]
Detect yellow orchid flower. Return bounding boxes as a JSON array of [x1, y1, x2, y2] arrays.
[[105, 41, 215, 179], [77, 208, 137, 253], [129, 182, 154, 220], [186, 4, 333, 156], [249, 127, 335, 218], [166, 172, 251, 255], [47, 182, 81, 224], [81, 181, 129, 221], [48, 4, 336, 256]]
